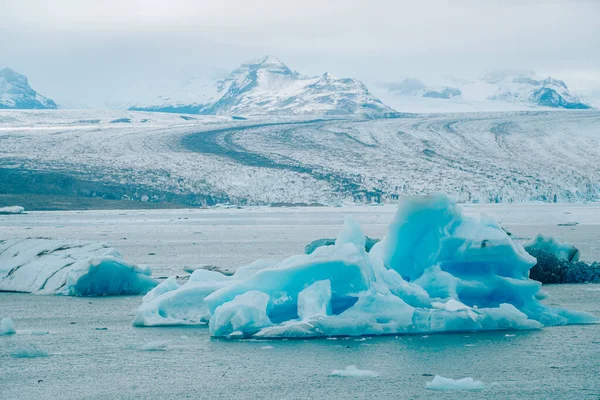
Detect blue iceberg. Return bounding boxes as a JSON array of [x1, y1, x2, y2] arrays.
[[134, 194, 598, 337], [0, 238, 158, 296]]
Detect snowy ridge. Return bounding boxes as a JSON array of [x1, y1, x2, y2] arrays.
[[0, 68, 57, 109], [132, 56, 396, 118]]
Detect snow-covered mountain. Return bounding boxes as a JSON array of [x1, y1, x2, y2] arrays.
[[0, 68, 57, 109], [376, 70, 592, 113], [131, 56, 396, 118]]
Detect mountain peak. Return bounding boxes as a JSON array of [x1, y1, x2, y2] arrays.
[[0, 67, 57, 109], [136, 56, 396, 118], [0, 67, 26, 83], [254, 55, 286, 67]]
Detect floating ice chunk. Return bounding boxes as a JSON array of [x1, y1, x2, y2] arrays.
[[330, 365, 379, 378], [139, 340, 171, 351], [525, 234, 579, 262], [11, 346, 49, 358], [298, 280, 331, 320], [1, 317, 16, 335], [261, 345, 274, 349], [183, 264, 232, 275], [209, 291, 272, 337], [0, 238, 157, 295], [133, 193, 599, 338], [0, 206, 24, 215], [426, 375, 485, 390]]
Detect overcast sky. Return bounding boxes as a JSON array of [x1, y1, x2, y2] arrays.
[[2, 0, 599, 107]]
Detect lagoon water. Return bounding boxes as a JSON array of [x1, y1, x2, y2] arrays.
[[1, 205, 600, 399]]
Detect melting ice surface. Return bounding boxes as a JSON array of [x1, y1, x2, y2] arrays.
[[0, 238, 157, 295], [134, 194, 599, 338]]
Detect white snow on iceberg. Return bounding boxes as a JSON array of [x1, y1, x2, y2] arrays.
[[426, 375, 486, 390], [0, 238, 157, 295], [133, 194, 599, 337], [0, 206, 24, 215]]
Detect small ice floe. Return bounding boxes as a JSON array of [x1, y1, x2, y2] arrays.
[[139, 340, 172, 351], [261, 345, 274, 350], [464, 344, 476, 347], [11, 346, 49, 358], [330, 365, 379, 378], [326, 337, 338, 340], [505, 334, 516, 337], [557, 222, 579, 227], [1, 317, 16, 335], [426, 376, 485, 390], [354, 337, 366, 342], [0, 206, 25, 215]]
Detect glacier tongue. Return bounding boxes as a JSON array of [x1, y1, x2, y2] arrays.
[[0, 238, 157, 296], [133, 194, 599, 338]]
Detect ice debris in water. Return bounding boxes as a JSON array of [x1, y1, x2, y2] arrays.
[[0, 238, 158, 295], [0, 206, 25, 215], [426, 376, 485, 390], [1, 317, 16, 335], [133, 194, 599, 338], [139, 340, 172, 351], [330, 365, 379, 378], [10, 346, 49, 358]]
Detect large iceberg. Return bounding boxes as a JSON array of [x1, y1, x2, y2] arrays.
[[0, 238, 157, 295], [133, 194, 598, 338]]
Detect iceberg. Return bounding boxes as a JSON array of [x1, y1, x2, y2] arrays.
[[133, 194, 599, 338], [0, 206, 25, 215], [426, 376, 486, 390], [0, 238, 157, 295], [525, 234, 580, 262], [330, 365, 379, 378], [1, 317, 16, 335]]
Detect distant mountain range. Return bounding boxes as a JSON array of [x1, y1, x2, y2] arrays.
[[375, 70, 592, 112], [0, 68, 57, 109], [130, 56, 397, 118]]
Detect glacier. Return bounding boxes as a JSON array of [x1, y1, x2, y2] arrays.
[[0, 238, 157, 295], [134, 194, 598, 338]]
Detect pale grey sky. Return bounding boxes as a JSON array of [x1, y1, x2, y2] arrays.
[[1, 0, 599, 107]]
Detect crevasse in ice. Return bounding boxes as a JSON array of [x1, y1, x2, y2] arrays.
[[133, 194, 598, 337]]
